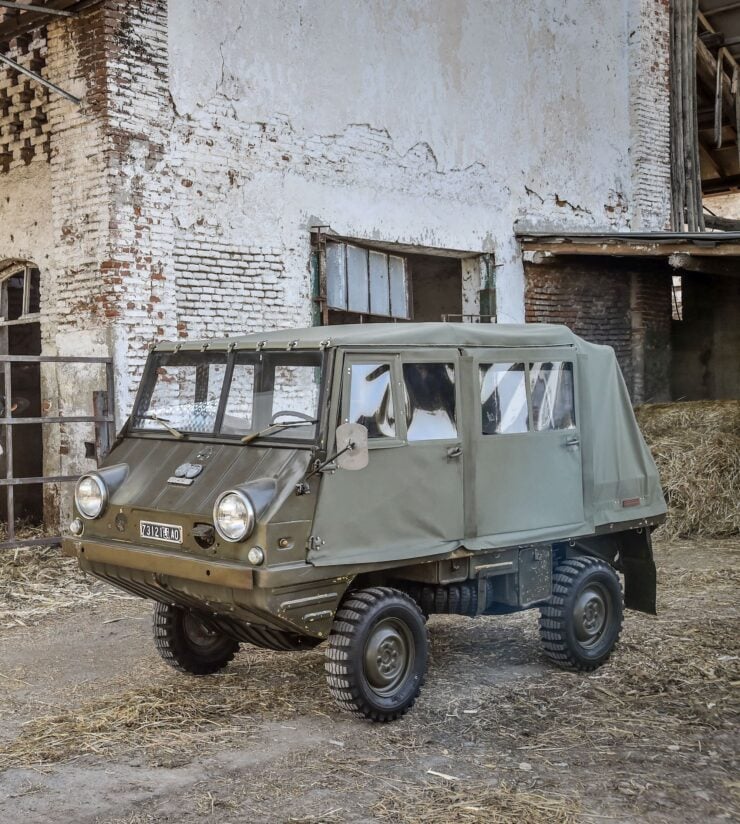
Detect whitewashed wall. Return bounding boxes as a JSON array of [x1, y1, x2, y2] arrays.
[[165, 0, 669, 330]]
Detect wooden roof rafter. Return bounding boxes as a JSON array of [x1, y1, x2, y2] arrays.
[[0, 1, 84, 42], [0, 1, 102, 105]]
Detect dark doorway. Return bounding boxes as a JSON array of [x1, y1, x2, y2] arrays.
[[0, 264, 42, 525], [407, 254, 462, 322]]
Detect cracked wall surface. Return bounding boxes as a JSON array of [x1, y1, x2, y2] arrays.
[[166, 0, 661, 330]]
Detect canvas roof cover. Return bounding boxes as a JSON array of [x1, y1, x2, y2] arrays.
[[156, 322, 580, 352]]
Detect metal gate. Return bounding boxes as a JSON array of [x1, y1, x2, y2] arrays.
[[0, 354, 115, 549]]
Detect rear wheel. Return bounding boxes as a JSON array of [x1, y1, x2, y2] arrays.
[[153, 602, 239, 675], [539, 557, 623, 671], [325, 587, 429, 722]]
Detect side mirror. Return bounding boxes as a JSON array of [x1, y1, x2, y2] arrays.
[[335, 423, 369, 470]]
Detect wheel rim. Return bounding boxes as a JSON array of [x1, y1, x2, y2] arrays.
[[183, 612, 223, 651], [573, 583, 611, 648], [363, 617, 414, 696]]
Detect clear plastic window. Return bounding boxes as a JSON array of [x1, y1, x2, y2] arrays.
[[133, 351, 228, 434], [403, 363, 457, 441], [480, 362, 528, 434], [269, 363, 321, 440], [530, 361, 576, 431], [221, 362, 255, 435], [221, 353, 322, 440], [349, 363, 396, 439]]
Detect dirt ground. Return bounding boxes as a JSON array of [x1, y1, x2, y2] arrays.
[[0, 536, 737, 824]]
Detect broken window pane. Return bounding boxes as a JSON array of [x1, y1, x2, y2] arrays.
[[346, 244, 369, 313], [26, 268, 40, 315], [369, 250, 390, 316], [348, 362, 395, 439], [480, 362, 528, 434], [5, 273, 24, 321], [530, 361, 576, 431], [326, 242, 347, 311], [403, 362, 457, 441]]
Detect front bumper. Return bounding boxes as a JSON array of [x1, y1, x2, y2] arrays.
[[61, 536, 350, 639], [62, 537, 254, 590]]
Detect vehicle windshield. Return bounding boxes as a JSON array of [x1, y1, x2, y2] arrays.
[[131, 349, 323, 443]]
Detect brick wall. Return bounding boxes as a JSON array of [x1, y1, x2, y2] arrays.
[[524, 257, 672, 402], [630, 268, 672, 403], [102, 0, 175, 410], [174, 241, 286, 340], [0, 30, 50, 173], [628, 0, 672, 229]]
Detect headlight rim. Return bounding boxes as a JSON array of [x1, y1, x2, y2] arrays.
[[213, 489, 256, 543], [75, 472, 108, 520]]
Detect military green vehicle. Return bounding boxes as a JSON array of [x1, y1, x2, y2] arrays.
[[63, 323, 665, 721]]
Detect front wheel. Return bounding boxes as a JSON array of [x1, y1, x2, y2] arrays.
[[539, 557, 623, 671], [325, 587, 429, 722], [153, 603, 239, 675]]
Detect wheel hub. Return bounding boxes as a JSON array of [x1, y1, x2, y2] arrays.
[[183, 612, 220, 650], [573, 585, 609, 646], [364, 618, 413, 695]]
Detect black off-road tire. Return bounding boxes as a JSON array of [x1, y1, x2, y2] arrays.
[[153, 602, 239, 675], [539, 557, 623, 672], [325, 587, 429, 722]]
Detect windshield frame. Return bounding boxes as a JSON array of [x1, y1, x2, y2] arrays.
[[128, 347, 329, 448]]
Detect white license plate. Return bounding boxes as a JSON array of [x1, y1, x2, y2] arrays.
[[140, 520, 183, 544]]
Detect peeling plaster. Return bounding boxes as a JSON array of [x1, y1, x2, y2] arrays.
[[165, 0, 660, 323]]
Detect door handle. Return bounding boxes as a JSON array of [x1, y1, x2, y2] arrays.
[[447, 446, 463, 459], [563, 436, 580, 448]]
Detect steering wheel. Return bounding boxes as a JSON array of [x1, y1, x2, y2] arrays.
[[270, 410, 315, 423]]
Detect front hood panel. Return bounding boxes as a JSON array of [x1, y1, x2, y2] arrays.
[[103, 437, 313, 520]]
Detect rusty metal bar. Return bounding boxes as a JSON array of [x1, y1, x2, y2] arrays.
[[92, 390, 111, 460], [105, 360, 116, 450], [0, 536, 61, 549], [0, 52, 80, 105], [0, 474, 79, 486], [4, 360, 13, 546], [0, 353, 115, 551], [0, 415, 113, 424], [0, 355, 111, 363]]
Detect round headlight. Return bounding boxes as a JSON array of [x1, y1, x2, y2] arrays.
[[213, 490, 255, 543], [75, 474, 107, 519]]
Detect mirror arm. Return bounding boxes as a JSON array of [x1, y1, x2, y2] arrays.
[[304, 441, 355, 481]]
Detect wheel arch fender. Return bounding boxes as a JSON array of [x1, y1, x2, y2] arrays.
[[564, 529, 656, 615]]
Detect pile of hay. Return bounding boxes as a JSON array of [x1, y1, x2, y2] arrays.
[[635, 400, 740, 538], [0, 524, 133, 629]]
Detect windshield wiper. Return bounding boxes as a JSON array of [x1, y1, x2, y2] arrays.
[[241, 419, 317, 444], [139, 413, 187, 440]]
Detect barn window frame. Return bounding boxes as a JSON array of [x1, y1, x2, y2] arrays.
[[0, 263, 40, 326]]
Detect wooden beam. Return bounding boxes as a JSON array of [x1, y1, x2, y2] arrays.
[[0, 1, 97, 42], [669, 251, 740, 275], [704, 213, 740, 231], [697, 35, 737, 124], [520, 239, 740, 257], [0, 2, 73, 16], [704, 171, 740, 192], [703, 1, 740, 16]]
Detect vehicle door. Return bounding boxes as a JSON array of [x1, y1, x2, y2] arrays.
[[311, 349, 465, 564], [465, 347, 585, 543]]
